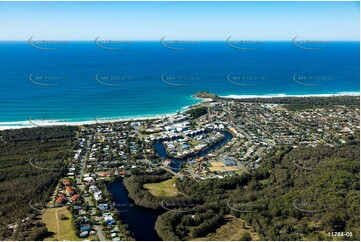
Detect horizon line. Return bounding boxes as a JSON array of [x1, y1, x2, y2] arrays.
[[0, 39, 360, 42]]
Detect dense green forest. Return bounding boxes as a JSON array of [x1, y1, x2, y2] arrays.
[[152, 143, 359, 241], [186, 106, 208, 119], [0, 126, 78, 240]]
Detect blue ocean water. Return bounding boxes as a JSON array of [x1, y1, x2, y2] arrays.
[[0, 41, 359, 125]]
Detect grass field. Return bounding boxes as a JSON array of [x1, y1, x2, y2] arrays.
[[210, 161, 224, 166], [223, 166, 239, 171], [143, 177, 179, 197], [192, 217, 260, 241], [42, 206, 80, 241], [209, 161, 240, 172]]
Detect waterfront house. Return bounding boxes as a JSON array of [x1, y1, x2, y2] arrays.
[[111, 227, 120, 233], [94, 191, 102, 201], [103, 214, 116, 225], [83, 176, 94, 183], [98, 203, 109, 211]]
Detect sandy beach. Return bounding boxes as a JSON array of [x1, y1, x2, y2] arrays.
[[0, 116, 167, 131], [0, 104, 197, 131], [1, 93, 358, 131]]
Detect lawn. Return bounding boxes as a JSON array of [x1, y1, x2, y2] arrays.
[[42, 206, 80, 241], [143, 177, 179, 197], [209, 161, 240, 172], [192, 217, 260, 241]]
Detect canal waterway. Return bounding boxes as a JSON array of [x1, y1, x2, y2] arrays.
[[154, 131, 233, 170], [107, 131, 233, 240]]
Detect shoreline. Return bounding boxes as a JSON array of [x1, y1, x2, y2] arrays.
[[1, 92, 359, 131], [0, 115, 174, 131], [0, 103, 201, 131], [221, 91, 360, 99]]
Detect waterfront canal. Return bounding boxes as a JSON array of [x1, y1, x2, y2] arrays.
[[107, 131, 232, 240], [155, 131, 233, 170], [107, 180, 162, 241]]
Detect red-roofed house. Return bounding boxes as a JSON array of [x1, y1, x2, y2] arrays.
[[70, 194, 80, 202], [98, 171, 112, 177], [56, 194, 66, 205]]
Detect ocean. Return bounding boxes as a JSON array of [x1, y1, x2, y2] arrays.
[[0, 41, 359, 128]]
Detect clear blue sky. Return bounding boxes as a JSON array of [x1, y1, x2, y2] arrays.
[[0, 1, 359, 41]]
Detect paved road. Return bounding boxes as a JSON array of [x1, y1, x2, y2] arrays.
[[133, 127, 143, 140], [76, 136, 103, 239], [94, 225, 105, 241], [237, 161, 249, 174], [188, 166, 199, 179], [76, 136, 91, 185], [161, 166, 183, 180]]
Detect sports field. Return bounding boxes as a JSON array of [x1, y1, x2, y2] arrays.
[[42, 206, 80, 241], [143, 177, 179, 197]]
